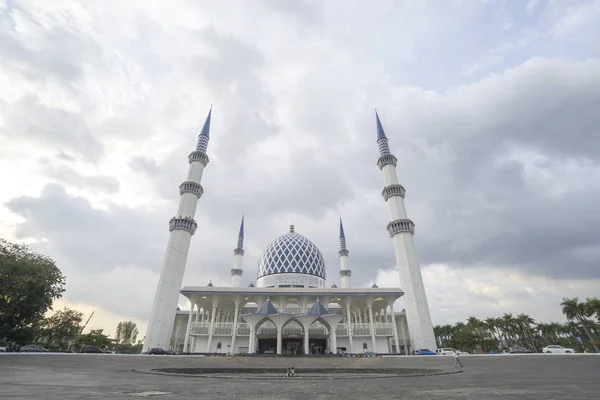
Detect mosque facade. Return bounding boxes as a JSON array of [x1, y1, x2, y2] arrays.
[[143, 109, 436, 355]]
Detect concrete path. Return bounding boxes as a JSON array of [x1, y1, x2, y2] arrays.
[[1, 353, 598, 399]]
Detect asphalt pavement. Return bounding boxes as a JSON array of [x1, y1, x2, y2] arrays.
[[0, 353, 598, 399]]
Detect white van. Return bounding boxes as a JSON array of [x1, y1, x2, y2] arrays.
[[436, 348, 456, 355]]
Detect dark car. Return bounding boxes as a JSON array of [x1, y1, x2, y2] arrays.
[[415, 349, 436, 355], [81, 346, 104, 353], [509, 346, 534, 354], [148, 348, 168, 355], [19, 345, 49, 353]]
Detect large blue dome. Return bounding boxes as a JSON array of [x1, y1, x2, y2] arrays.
[[256, 226, 326, 288]]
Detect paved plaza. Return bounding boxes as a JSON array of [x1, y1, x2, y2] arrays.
[[1, 354, 598, 399]]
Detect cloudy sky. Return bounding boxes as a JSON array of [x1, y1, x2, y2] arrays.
[[1, 0, 599, 336]]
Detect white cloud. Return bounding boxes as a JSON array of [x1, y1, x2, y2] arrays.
[[1, 0, 599, 334]]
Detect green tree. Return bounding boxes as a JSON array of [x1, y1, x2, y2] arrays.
[[115, 320, 139, 344], [561, 297, 599, 352], [75, 329, 112, 350], [39, 307, 83, 350], [0, 239, 66, 346]]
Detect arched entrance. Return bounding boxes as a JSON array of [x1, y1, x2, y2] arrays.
[[280, 319, 304, 355]]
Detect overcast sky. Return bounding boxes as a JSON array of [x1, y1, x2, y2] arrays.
[[1, 0, 599, 336]]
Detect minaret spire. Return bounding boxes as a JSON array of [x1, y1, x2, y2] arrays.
[[375, 110, 436, 352], [231, 215, 245, 287], [196, 106, 212, 153], [376, 110, 391, 156], [144, 106, 213, 353], [338, 217, 351, 288]]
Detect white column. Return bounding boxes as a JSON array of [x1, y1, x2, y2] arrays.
[[304, 325, 310, 355], [206, 304, 217, 352], [182, 302, 195, 353], [390, 304, 400, 354], [376, 113, 436, 352], [368, 306, 377, 352], [249, 327, 256, 354], [231, 304, 240, 354], [332, 328, 337, 354], [346, 306, 354, 353], [143, 110, 212, 352], [277, 328, 282, 355], [401, 319, 409, 354]]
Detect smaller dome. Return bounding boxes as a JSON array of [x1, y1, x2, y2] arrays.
[[371, 283, 378, 288], [331, 283, 338, 288], [248, 282, 255, 288], [207, 281, 213, 287]]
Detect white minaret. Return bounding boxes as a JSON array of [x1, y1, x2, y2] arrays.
[[338, 217, 351, 288], [231, 216, 245, 287], [375, 110, 436, 351], [143, 107, 212, 352]]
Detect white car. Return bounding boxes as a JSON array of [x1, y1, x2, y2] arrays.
[[436, 348, 456, 355], [0, 346, 6, 352], [542, 345, 576, 354]]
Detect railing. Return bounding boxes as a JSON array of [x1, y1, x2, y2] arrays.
[[213, 322, 233, 335], [237, 323, 250, 336], [374, 323, 394, 336], [309, 326, 327, 336], [190, 322, 210, 335], [351, 323, 372, 336], [336, 326, 348, 336]]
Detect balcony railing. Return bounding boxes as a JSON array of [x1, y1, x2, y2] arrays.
[[237, 323, 250, 336], [189, 322, 394, 337]]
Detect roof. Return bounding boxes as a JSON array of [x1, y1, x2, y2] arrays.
[[181, 286, 403, 297]]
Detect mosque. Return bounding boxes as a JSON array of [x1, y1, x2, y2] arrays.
[[142, 109, 437, 355]]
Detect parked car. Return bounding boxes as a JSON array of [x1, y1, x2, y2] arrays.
[[147, 348, 168, 355], [436, 348, 456, 355], [509, 346, 534, 354], [19, 345, 49, 352], [415, 349, 436, 355], [0, 346, 6, 352], [542, 345, 576, 354], [81, 346, 104, 353]]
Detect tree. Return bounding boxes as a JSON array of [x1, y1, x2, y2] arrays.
[[75, 329, 112, 350], [115, 321, 139, 345], [39, 307, 83, 350], [0, 239, 66, 346], [561, 297, 599, 353]]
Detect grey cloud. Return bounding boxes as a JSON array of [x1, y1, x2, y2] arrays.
[[2, 95, 104, 161], [40, 161, 120, 194], [0, 4, 102, 83], [6, 183, 166, 274]]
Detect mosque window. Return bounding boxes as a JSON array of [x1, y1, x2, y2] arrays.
[[363, 342, 368, 350], [217, 342, 222, 350]]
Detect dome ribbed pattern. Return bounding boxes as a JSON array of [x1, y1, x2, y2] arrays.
[[257, 231, 326, 279]]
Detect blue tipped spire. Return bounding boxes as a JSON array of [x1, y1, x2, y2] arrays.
[[375, 110, 391, 156], [196, 106, 212, 153], [236, 215, 244, 250], [201, 106, 212, 137], [339, 217, 347, 251], [238, 215, 245, 238], [376, 110, 387, 140]]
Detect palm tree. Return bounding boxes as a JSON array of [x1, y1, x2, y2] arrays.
[[515, 313, 536, 351], [561, 298, 599, 352], [585, 298, 600, 322]]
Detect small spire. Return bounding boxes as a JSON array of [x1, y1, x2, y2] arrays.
[[238, 215, 245, 238], [289, 224, 295, 233], [201, 106, 212, 137], [375, 110, 391, 156], [339, 217, 347, 251], [376, 110, 387, 140], [196, 106, 212, 153]]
